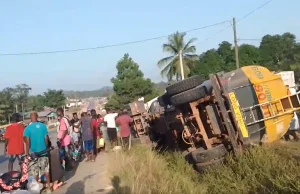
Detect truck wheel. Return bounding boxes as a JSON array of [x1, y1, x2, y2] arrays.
[[191, 144, 228, 163], [194, 157, 224, 173], [166, 75, 203, 96], [158, 94, 170, 107], [170, 86, 208, 106]]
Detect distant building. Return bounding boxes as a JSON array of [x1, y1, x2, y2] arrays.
[[19, 111, 57, 124]]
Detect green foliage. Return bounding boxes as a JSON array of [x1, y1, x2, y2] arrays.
[[27, 95, 46, 111], [202, 143, 300, 194], [189, 32, 300, 81], [158, 32, 198, 81], [43, 89, 66, 109], [105, 94, 121, 110], [0, 85, 66, 124], [106, 54, 159, 110], [108, 145, 205, 194], [109, 143, 300, 194]]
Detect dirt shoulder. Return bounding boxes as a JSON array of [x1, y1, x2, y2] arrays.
[[53, 153, 112, 194]]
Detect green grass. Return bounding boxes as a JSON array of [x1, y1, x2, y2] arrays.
[[108, 142, 300, 194]]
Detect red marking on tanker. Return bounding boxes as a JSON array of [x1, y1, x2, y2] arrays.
[[254, 84, 278, 121]]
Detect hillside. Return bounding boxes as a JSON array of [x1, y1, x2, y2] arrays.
[[64, 82, 168, 98], [64, 86, 113, 98]]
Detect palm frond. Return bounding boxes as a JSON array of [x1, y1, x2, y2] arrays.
[[183, 54, 199, 60], [158, 31, 197, 80], [183, 45, 196, 54], [157, 56, 175, 68], [162, 44, 178, 54], [183, 38, 197, 52]]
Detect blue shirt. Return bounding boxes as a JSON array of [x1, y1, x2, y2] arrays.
[[24, 122, 48, 153]]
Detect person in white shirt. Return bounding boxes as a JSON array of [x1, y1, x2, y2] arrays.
[[104, 109, 119, 149]]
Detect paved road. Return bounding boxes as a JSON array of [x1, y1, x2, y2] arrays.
[[0, 129, 57, 173], [87, 100, 96, 111]]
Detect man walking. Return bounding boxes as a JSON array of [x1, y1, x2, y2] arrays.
[[116, 110, 133, 150], [24, 112, 51, 193], [4, 113, 25, 171], [104, 109, 118, 149], [81, 112, 95, 162], [91, 109, 101, 155]]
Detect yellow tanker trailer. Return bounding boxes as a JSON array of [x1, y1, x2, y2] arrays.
[[157, 65, 299, 172]]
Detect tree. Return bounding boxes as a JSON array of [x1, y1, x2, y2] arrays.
[[44, 89, 66, 109], [106, 54, 159, 110], [105, 94, 121, 110], [13, 84, 32, 111], [189, 32, 300, 80], [157, 32, 198, 81], [239, 44, 260, 67], [27, 95, 46, 111], [259, 32, 298, 71], [0, 88, 15, 121]]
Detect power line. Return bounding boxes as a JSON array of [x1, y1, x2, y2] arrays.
[[0, 20, 229, 56], [199, 0, 275, 43], [239, 38, 300, 41], [236, 0, 274, 22]]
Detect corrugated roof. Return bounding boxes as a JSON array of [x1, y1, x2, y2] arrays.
[[38, 111, 52, 117]]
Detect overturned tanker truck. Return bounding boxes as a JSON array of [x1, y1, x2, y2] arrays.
[[149, 65, 300, 172]]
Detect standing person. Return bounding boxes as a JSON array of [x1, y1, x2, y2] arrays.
[[70, 112, 81, 146], [97, 114, 102, 124], [24, 112, 51, 193], [91, 109, 101, 155], [116, 110, 133, 150], [104, 109, 118, 149], [4, 113, 25, 172], [56, 108, 71, 162], [81, 112, 95, 162]]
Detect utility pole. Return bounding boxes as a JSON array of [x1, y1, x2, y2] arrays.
[[179, 50, 185, 80], [15, 104, 18, 113], [233, 17, 240, 69]]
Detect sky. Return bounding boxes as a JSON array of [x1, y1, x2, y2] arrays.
[[0, 0, 299, 94]]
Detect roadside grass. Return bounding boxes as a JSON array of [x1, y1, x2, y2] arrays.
[[108, 142, 300, 194]]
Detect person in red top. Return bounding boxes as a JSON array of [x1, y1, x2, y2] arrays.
[[91, 109, 101, 155], [97, 114, 102, 124], [4, 113, 25, 171], [116, 109, 133, 150]]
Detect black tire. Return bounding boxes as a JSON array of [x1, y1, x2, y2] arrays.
[[158, 95, 166, 107], [166, 75, 203, 96], [191, 144, 228, 163], [183, 151, 195, 165], [194, 157, 224, 173], [165, 106, 176, 113], [170, 86, 208, 106], [158, 94, 170, 107]]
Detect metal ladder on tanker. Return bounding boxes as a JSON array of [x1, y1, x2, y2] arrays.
[[242, 91, 300, 126]]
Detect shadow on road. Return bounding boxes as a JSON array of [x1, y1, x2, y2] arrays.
[[65, 173, 96, 194], [106, 176, 131, 194], [64, 157, 82, 182]]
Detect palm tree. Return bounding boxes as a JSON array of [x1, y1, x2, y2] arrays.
[[157, 32, 198, 81]]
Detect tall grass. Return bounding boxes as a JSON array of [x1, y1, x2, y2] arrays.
[[108, 142, 300, 194]]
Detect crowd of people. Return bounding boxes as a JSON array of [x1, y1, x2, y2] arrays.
[[3, 107, 133, 193]]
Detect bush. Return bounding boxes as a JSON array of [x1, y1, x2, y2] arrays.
[[202, 142, 300, 194], [108, 142, 300, 194], [107, 146, 206, 194]]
